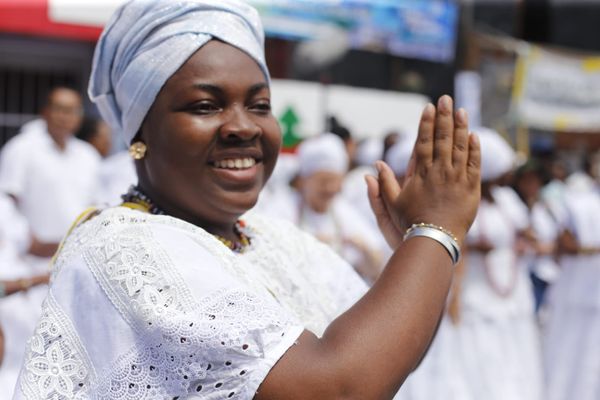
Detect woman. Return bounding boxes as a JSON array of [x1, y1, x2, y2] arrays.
[[513, 160, 560, 312], [544, 161, 600, 400], [263, 133, 385, 283], [458, 131, 542, 400], [14, 1, 480, 399]]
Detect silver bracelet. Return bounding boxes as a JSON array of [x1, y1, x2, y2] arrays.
[[403, 225, 461, 265]]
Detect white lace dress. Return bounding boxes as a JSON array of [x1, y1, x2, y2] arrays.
[[13, 207, 367, 399]]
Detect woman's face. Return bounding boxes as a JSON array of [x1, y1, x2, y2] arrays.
[[300, 171, 344, 213], [138, 40, 281, 227]]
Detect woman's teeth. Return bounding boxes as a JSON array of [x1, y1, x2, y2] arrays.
[[214, 158, 256, 169]]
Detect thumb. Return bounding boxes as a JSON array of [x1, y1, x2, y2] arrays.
[[405, 150, 417, 182], [365, 174, 386, 219]]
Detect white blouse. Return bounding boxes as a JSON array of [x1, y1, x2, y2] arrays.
[[0, 120, 100, 242], [13, 207, 367, 399]]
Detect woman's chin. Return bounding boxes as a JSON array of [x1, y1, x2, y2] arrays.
[[217, 191, 261, 216]]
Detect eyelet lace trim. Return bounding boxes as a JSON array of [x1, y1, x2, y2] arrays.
[[20, 293, 95, 399], [94, 289, 293, 399], [73, 209, 299, 398]]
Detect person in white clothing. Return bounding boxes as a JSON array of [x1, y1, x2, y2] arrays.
[[513, 160, 561, 312], [77, 116, 138, 207], [279, 133, 386, 283], [0, 88, 99, 399], [459, 130, 543, 400], [13, 1, 481, 398], [544, 161, 600, 400], [0, 193, 54, 399], [0, 87, 101, 245]]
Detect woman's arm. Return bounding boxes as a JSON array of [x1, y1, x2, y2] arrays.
[[28, 237, 59, 258], [0, 323, 4, 367], [0, 274, 50, 297], [256, 95, 481, 400]]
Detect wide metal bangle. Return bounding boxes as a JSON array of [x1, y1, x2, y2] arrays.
[[404, 225, 460, 265]]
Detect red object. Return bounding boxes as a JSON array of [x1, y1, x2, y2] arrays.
[[0, 0, 102, 41]]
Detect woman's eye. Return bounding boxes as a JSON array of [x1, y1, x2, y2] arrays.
[[250, 101, 271, 114], [190, 101, 221, 114]]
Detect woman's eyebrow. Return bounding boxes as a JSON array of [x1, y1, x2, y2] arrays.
[[191, 83, 268, 98], [193, 83, 225, 97], [248, 83, 269, 98]]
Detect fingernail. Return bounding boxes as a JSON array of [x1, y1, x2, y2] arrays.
[[424, 103, 435, 117], [470, 132, 479, 145], [457, 108, 468, 124], [438, 95, 451, 111], [374, 161, 383, 173]]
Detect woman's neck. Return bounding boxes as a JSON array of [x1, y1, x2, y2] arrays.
[[134, 184, 241, 243]]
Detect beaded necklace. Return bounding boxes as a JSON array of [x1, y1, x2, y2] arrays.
[[121, 186, 252, 253]]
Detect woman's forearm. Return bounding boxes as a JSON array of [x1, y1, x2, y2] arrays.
[[257, 238, 453, 400], [321, 237, 453, 397]]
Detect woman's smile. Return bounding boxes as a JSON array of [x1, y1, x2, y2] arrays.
[[210, 159, 262, 186], [135, 40, 281, 236]]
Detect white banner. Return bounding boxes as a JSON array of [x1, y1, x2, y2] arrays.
[[270, 80, 429, 146], [512, 45, 600, 132]]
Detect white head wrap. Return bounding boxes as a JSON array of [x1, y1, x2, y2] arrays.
[[385, 136, 415, 177], [88, 0, 269, 144], [355, 138, 383, 167], [297, 133, 349, 177], [477, 127, 516, 182]]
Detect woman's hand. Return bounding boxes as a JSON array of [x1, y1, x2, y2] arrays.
[[367, 95, 480, 249]]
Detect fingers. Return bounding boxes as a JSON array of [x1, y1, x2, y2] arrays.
[[466, 133, 481, 185], [433, 95, 454, 164], [452, 108, 469, 168], [414, 103, 435, 172], [405, 150, 417, 182]]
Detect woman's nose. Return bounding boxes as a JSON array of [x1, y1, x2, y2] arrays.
[[220, 106, 261, 141]]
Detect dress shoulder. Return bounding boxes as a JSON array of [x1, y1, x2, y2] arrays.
[[17, 207, 304, 399]]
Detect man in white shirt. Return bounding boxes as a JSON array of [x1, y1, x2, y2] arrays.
[[0, 87, 100, 396], [0, 87, 101, 244]]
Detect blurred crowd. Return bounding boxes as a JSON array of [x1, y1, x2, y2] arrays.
[[1, 85, 599, 400]]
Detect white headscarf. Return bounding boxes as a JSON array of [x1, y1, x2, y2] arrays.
[[297, 133, 349, 177], [88, 0, 268, 144], [477, 127, 516, 182], [385, 136, 415, 177], [355, 138, 383, 167]]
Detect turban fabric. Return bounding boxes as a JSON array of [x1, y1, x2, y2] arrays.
[[297, 133, 349, 177], [355, 138, 383, 167], [385, 136, 415, 177], [89, 0, 269, 144], [477, 127, 516, 182]]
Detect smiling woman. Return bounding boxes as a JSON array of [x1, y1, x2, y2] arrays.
[[134, 41, 281, 241], [14, 1, 481, 400]]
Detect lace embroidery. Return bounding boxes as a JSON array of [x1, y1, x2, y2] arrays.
[[75, 208, 341, 334], [96, 288, 292, 399], [72, 209, 299, 398], [20, 293, 95, 399]]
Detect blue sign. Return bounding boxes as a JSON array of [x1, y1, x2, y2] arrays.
[[250, 0, 459, 63]]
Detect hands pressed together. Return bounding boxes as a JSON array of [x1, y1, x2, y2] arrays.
[[366, 95, 481, 250]]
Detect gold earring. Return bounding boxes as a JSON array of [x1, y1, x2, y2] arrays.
[[129, 141, 147, 160]]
